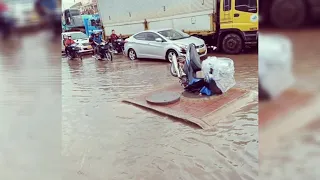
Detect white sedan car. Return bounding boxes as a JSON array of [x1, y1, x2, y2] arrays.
[[61, 32, 93, 54], [124, 28, 207, 61]]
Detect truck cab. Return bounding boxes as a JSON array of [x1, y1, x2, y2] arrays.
[[215, 0, 258, 54]]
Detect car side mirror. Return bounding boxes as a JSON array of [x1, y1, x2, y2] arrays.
[[155, 38, 162, 42]]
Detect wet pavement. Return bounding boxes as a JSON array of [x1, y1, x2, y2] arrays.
[[0, 31, 61, 179], [259, 28, 320, 179], [2, 28, 318, 179], [61, 47, 258, 179], [0, 30, 258, 179]]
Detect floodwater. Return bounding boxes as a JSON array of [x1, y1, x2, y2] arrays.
[[61, 50, 258, 179], [0, 30, 258, 180], [259, 28, 320, 180], [2, 28, 319, 180], [0, 31, 61, 179]]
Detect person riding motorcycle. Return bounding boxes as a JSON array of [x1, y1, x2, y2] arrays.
[[109, 30, 124, 53], [64, 35, 75, 57], [92, 32, 105, 58], [109, 30, 119, 43]]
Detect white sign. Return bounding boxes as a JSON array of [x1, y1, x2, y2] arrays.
[[250, 14, 258, 22]]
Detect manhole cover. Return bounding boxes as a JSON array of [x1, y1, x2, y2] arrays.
[[146, 91, 181, 105]]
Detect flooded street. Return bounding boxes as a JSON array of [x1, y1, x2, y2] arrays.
[[0, 31, 61, 179], [7, 27, 320, 179], [260, 28, 320, 180], [0, 31, 259, 179], [61, 50, 258, 179]]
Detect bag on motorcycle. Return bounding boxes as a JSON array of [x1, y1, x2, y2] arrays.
[[201, 56, 236, 93]]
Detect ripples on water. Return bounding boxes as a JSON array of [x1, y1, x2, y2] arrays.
[[259, 29, 320, 179], [62, 52, 258, 179], [0, 32, 61, 179], [0, 30, 258, 179]]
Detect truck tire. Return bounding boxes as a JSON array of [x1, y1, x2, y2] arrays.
[[221, 33, 243, 54], [270, 0, 306, 28]]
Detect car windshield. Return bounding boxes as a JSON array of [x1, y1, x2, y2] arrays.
[[66, 32, 88, 40], [158, 29, 190, 40]]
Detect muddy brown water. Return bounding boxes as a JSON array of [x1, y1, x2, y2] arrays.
[[0, 30, 258, 179], [1, 28, 318, 179], [61, 53, 258, 180], [259, 28, 320, 180]]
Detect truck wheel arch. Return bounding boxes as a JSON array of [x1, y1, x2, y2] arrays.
[[218, 29, 245, 45]]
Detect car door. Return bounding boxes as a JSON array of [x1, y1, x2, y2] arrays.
[[131, 32, 149, 58], [144, 32, 167, 59]]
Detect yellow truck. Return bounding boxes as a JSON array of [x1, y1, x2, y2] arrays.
[[97, 0, 258, 54]]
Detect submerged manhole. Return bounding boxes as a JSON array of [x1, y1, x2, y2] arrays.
[[146, 91, 181, 105]]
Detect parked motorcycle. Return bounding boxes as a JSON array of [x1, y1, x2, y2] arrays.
[[66, 43, 82, 60], [95, 42, 113, 61]]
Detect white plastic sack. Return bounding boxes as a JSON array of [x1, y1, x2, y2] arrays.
[[202, 56, 236, 93], [259, 34, 294, 98]]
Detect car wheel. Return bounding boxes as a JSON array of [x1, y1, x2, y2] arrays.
[[166, 50, 178, 62], [270, 0, 306, 28], [221, 33, 243, 54], [128, 48, 137, 60]]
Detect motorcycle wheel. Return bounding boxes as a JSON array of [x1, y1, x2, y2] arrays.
[[122, 47, 125, 55], [76, 52, 82, 60], [67, 52, 72, 60], [170, 63, 178, 77], [105, 52, 113, 61]]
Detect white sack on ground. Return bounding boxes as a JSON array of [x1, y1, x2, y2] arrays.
[[202, 56, 236, 93]]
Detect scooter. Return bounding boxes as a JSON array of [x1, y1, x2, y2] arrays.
[[110, 39, 125, 55], [94, 42, 113, 61], [115, 38, 125, 55], [66, 44, 82, 60], [170, 44, 202, 87]]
